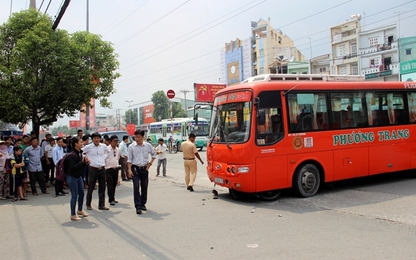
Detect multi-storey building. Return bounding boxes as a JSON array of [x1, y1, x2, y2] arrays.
[[359, 24, 400, 81], [398, 36, 416, 82], [330, 14, 361, 75]]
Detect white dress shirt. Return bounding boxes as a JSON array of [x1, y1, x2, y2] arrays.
[[105, 146, 120, 169], [155, 143, 167, 160], [82, 143, 109, 168], [127, 141, 156, 166]]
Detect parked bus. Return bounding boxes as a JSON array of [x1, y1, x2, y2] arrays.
[[207, 74, 416, 200], [149, 117, 209, 152]]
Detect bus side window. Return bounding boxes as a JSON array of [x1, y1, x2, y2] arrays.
[[408, 92, 416, 123]]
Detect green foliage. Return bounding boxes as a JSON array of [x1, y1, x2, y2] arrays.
[[151, 90, 169, 121], [151, 90, 187, 121], [0, 9, 120, 136], [125, 109, 138, 124], [172, 102, 187, 118]]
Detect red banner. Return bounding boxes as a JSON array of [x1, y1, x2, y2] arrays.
[[69, 120, 80, 128], [126, 124, 136, 136], [194, 83, 227, 102]]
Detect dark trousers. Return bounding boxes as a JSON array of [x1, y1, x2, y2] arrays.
[[119, 157, 128, 180], [106, 168, 118, 202], [132, 166, 149, 209], [29, 171, 47, 194], [86, 167, 106, 208], [55, 180, 64, 195], [44, 160, 55, 183]]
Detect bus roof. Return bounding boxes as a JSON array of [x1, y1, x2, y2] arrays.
[[241, 74, 365, 84]]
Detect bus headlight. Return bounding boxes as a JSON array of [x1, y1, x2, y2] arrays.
[[237, 166, 250, 173]]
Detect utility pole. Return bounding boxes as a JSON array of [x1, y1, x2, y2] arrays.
[[126, 100, 134, 124], [84, 0, 90, 131], [180, 90, 191, 117], [29, 0, 36, 9]]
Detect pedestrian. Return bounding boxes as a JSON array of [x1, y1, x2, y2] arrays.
[[82, 132, 110, 210], [41, 133, 52, 187], [105, 135, 120, 206], [23, 137, 49, 195], [127, 130, 156, 215], [155, 138, 168, 177], [77, 129, 83, 139], [10, 146, 26, 201], [53, 137, 67, 196], [180, 133, 204, 192], [119, 135, 129, 181], [81, 134, 90, 189], [0, 140, 11, 199], [44, 138, 56, 186], [65, 137, 89, 221]]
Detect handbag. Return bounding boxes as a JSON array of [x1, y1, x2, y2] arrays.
[[22, 171, 28, 179], [4, 159, 12, 174]]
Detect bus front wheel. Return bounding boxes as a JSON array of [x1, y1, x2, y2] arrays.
[[293, 163, 320, 198], [255, 190, 281, 201], [229, 189, 242, 200]]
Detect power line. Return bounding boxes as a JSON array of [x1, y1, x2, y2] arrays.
[[117, 0, 191, 47]]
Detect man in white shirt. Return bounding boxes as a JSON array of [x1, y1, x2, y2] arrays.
[[105, 135, 120, 206], [44, 138, 56, 186], [127, 130, 156, 215], [155, 138, 168, 177], [52, 137, 67, 196], [119, 135, 129, 181], [82, 132, 110, 210]]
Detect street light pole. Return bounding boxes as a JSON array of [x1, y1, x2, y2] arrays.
[[180, 90, 191, 117], [126, 100, 133, 124]]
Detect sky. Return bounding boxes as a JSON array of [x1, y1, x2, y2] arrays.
[[0, 0, 415, 128]]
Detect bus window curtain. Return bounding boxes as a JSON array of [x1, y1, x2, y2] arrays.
[[408, 93, 416, 123], [387, 93, 395, 124], [289, 100, 298, 124], [366, 93, 373, 126], [312, 94, 319, 130]]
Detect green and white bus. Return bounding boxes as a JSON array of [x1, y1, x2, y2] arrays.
[[149, 117, 209, 152]]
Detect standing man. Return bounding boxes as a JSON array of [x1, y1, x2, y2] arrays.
[[82, 132, 109, 210], [155, 138, 168, 177], [77, 129, 84, 139], [24, 137, 49, 195], [127, 130, 156, 215], [105, 135, 120, 206], [52, 137, 67, 196], [119, 135, 129, 181], [180, 133, 204, 192], [41, 133, 52, 187], [44, 138, 56, 186]]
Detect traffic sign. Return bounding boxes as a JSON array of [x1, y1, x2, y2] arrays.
[[167, 89, 175, 99]]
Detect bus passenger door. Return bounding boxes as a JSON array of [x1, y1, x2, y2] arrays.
[[333, 147, 369, 180]]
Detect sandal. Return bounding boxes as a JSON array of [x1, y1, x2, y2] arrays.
[[11, 197, 18, 202], [20, 197, 28, 200]]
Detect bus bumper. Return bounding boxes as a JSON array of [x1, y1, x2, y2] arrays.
[[207, 161, 255, 192]]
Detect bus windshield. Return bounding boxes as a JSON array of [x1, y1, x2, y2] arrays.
[[191, 122, 208, 137], [209, 101, 251, 144]]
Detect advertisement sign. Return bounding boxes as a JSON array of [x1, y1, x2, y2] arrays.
[[126, 124, 136, 136], [69, 120, 80, 128], [194, 83, 227, 103], [143, 104, 155, 124]]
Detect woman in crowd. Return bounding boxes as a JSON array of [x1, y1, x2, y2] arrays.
[[66, 137, 90, 221]]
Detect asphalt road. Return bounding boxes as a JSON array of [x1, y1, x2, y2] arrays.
[[2, 151, 416, 259]]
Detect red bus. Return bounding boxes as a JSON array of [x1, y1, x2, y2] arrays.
[[206, 74, 416, 200]]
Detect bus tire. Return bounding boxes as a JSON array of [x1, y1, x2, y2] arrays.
[[255, 190, 281, 201], [293, 163, 320, 198], [229, 189, 242, 200], [198, 147, 203, 151]]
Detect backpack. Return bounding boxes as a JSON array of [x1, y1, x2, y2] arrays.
[[55, 152, 74, 182]]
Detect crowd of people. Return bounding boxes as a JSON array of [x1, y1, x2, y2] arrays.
[[0, 129, 204, 221]]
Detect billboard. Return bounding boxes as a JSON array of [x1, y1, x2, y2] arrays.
[[69, 120, 80, 128], [142, 104, 155, 124], [194, 83, 227, 103]]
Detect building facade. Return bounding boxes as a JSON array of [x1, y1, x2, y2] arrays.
[[330, 14, 362, 75], [359, 24, 400, 81]]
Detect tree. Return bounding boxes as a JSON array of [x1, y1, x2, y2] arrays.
[[151, 90, 187, 121], [0, 9, 120, 137], [125, 109, 138, 124], [151, 90, 169, 121], [172, 102, 187, 118]]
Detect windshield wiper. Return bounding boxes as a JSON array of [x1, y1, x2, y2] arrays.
[[219, 125, 232, 149]]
